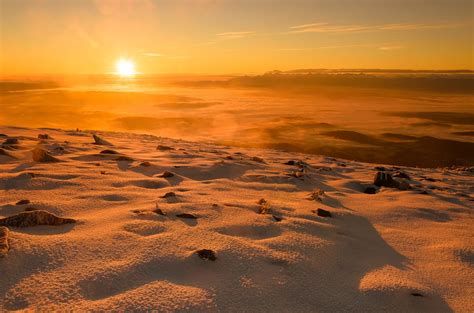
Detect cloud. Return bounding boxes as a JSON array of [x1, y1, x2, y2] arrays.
[[287, 22, 464, 34], [143, 52, 164, 57], [378, 45, 404, 51], [217, 31, 255, 39]]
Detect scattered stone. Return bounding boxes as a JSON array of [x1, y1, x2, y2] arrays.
[[315, 208, 332, 218], [272, 215, 283, 222], [157, 145, 174, 151], [32, 147, 60, 163], [16, 199, 30, 205], [140, 161, 152, 167], [160, 192, 176, 198], [363, 187, 377, 194], [100, 149, 119, 154], [0, 227, 9, 258], [38, 134, 51, 140], [307, 189, 324, 202], [410, 292, 424, 297], [0, 210, 76, 227], [92, 134, 113, 146], [176, 213, 197, 219], [252, 156, 265, 163], [196, 249, 217, 261], [157, 171, 174, 178]]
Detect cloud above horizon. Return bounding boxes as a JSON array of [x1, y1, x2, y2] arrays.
[[287, 22, 464, 34], [217, 31, 256, 39]]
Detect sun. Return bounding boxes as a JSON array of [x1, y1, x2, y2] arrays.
[[115, 58, 136, 76]]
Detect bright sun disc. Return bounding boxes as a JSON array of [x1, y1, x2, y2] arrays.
[[115, 59, 136, 76]]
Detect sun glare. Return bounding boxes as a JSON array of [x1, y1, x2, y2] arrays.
[[115, 58, 136, 76]]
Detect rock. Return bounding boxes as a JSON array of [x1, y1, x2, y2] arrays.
[[176, 213, 197, 219], [32, 147, 60, 163], [153, 208, 166, 216], [156, 145, 174, 151], [363, 187, 377, 194], [225, 155, 234, 160], [397, 180, 411, 191], [374, 171, 398, 188], [4, 138, 19, 145], [393, 171, 411, 180], [157, 171, 174, 178], [0, 134, 7, 137], [140, 161, 152, 167], [272, 215, 283, 222], [160, 192, 176, 198], [251, 156, 265, 163], [257, 198, 267, 205], [0, 227, 9, 258], [38, 134, 51, 140], [410, 292, 424, 297], [315, 208, 332, 218], [16, 199, 30, 205], [196, 249, 217, 261], [24, 207, 38, 212], [100, 149, 119, 154], [375, 166, 387, 171], [284, 160, 296, 165], [307, 189, 324, 202], [92, 134, 113, 146], [289, 170, 304, 178], [0, 210, 76, 227]]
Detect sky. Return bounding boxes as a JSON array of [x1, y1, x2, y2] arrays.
[[0, 0, 472, 75]]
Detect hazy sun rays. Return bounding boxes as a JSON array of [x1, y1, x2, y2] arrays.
[[115, 58, 136, 76]]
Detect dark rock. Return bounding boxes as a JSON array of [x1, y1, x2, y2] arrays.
[[307, 189, 324, 202], [176, 213, 197, 219], [16, 199, 30, 205], [225, 155, 234, 160], [316, 208, 332, 218], [0, 227, 9, 258], [38, 134, 51, 140], [24, 207, 38, 212], [32, 147, 60, 162], [375, 166, 387, 171], [196, 249, 217, 261], [92, 134, 113, 146], [257, 198, 267, 205], [284, 160, 296, 165], [410, 293, 424, 297], [4, 138, 19, 145], [0, 210, 76, 227], [160, 192, 176, 198], [157, 171, 174, 178], [100, 149, 119, 154], [0, 134, 7, 137], [140, 161, 152, 167], [153, 208, 166, 216], [272, 215, 283, 222], [374, 171, 399, 188], [157, 145, 174, 151], [364, 187, 377, 194]]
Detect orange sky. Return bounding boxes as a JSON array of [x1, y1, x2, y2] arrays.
[[0, 0, 472, 75]]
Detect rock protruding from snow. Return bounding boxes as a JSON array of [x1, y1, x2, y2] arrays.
[[32, 147, 60, 163], [0, 226, 9, 258], [374, 171, 410, 190], [92, 134, 113, 146], [196, 249, 217, 261], [0, 210, 76, 227]]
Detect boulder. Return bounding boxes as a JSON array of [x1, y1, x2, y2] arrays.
[[196, 249, 217, 261], [92, 134, 112, 146], [0, 210, 76, 227], [32, 147, 60, 162]]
